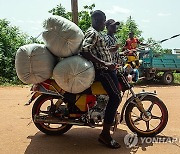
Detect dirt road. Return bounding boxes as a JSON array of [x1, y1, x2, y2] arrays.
[[0, 85, 180, 154]]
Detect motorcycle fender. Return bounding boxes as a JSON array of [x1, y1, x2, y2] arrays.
[[25, 92, 42, 105], [120, 92, 157, 123]]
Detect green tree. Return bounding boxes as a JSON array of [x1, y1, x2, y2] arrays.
[[48, 3, 95, 32], [145, 38, 173, 56], [49, 4, 71, 20], [78, 4, 95, 32], [116, 16, 171, 55], [116, 16, 143, 49], [146, 38, 162, 55], [0, 19, 32, 84]]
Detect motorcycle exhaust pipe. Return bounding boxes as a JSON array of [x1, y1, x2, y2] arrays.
[[34, 115, 85, 126]]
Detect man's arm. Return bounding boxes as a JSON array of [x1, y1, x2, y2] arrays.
[[104, 35, 119, 53], [81, 32, 104, 65], [81, 32, 116, 70], [81, 51, 116, 70], [81, 52, 105, 66], [122, 41, 128, 51]]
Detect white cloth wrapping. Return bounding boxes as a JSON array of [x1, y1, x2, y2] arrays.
[[53, 55, 95, 93], [42, 16, 84, 57], [15, 44, 56, 84]]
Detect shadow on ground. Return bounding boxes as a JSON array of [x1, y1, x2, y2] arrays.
[[25, 127, 157, 154]]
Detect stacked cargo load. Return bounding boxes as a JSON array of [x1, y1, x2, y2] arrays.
[[15, 16, 95, 93], [53, 55, 95, 93], [15, 44, 56, 84], [42, 15, 84, 57]]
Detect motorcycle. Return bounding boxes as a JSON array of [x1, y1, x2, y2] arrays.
[[26, 67, 168, 137]]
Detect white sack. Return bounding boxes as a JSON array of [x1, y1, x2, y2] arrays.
[[42, 16, 84, 57], [15, 44, 56, 84], [53, 56, 95, 93]]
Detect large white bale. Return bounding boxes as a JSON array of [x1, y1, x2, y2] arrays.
[[15, 44, 56, 84], [42, 16, 84, 58], [53, 56, 95, 93]]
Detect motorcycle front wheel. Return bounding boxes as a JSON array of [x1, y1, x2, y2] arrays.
[[32, 94, 72, 135], [125, 95, 168, 137]]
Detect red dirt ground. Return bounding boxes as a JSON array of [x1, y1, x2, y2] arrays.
[[0, 85, 180, 154]]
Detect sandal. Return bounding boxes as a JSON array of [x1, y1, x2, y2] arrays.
[[98, 134, 121, 149]]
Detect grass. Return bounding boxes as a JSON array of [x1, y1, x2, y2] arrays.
[[174, 73, 180, 84], [131, 72, 180, 86]]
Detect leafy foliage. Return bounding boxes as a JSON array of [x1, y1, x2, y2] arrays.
[[145, 38, 173, 56], [78, 4, 95, 32], [116, 16, 143, 49], [0, 19, 34, 84], [48, 3, 95, 33], [49, 4, 72, 20]]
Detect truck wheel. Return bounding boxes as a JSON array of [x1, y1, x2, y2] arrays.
[[162, 72, 174, 84]]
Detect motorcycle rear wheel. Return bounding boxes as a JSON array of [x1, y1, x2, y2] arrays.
[[32, 94, 72, 135], [125, 95, 168, 137]]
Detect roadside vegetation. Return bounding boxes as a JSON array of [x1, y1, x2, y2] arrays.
[[174, 73, 180, 84]]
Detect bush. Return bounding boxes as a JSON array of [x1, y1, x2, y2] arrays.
[[0, 19, 39, 85], [174, 73, 180, 84]]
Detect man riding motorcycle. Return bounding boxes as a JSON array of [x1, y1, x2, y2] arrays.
[[81, 10, 121, 149]]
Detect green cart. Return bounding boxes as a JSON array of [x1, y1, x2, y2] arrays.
[[139, 49, 180, 84]]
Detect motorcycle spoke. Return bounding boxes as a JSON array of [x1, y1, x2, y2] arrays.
[[134, 117, 142, 123], [145, 121, 150, 131], [131, 111, 142, 123], [147, 103, 154, 112], [50, 99, 54, 105], [152, 115, 162, 120]]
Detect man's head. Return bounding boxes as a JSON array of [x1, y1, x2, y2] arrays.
[[91, 10, 106, 32], [105, 19, 120, 34], [129, 31, 134, 39]]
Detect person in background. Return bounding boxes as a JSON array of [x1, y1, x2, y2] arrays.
[[122, 31, 146, 67], [81, 10, 121, 149], [122, 32, 146, 82], [123, 31, 141, 51], [104, 19, 120, 63]]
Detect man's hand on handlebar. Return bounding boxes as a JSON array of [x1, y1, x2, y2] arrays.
[[103, 62, 120, 71], [104, 62, 116, 70]]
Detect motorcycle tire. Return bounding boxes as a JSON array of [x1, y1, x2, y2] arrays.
[[32, 94, 72, 135], [125, 95, 168, 137]]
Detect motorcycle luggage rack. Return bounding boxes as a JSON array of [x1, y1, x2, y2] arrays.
[[32, 81, 64, 99]]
